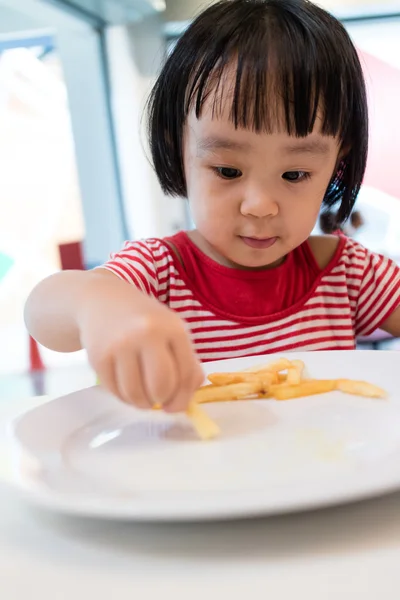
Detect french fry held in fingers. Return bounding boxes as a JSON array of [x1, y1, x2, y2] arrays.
[[186, 402, 220, 440], [152, 400, 221, 440]]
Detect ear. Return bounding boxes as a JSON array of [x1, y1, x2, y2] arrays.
[[338, 143, 351, 163], [332, 144, 350, 177]]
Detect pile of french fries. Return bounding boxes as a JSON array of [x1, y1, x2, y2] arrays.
[[185, 357, 386, 441]]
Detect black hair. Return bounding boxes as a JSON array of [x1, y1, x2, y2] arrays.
[[148, 0, 368, 223]]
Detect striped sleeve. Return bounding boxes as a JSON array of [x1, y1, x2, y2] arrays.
[[100, 240, 159, 298], [355, 248, 400, 336]]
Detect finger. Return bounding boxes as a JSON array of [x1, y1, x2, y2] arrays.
[[93, 355, 120, 400], [141, 344, 178, 407], [164, 336, 204, 413], [115, 351, 151, 410]]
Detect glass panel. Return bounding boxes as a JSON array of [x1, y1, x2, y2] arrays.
[[0, 38, 86, 375], [346, 19, 400, 261]]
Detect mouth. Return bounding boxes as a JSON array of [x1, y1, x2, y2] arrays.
[[239, 236, 278, 250]]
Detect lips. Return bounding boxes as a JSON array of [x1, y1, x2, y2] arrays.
[[240, 236, 278, 250]]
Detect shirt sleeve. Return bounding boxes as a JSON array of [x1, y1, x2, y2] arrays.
[[355, 247, 400, 336], [99, 240, 159, 298]]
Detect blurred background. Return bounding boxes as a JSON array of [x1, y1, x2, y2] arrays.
[[1, 0, 400, 397]]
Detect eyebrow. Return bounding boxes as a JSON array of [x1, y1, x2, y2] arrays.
[[196, 136, 332, 157], [196, 136, 252, 155], [282, 139, 331, 156]]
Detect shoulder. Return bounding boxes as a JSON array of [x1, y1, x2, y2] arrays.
[[111, 237, 175, 263], [307, 235, 342, 270], [103, 237, 178, 279], [308, 235, 400, 280], [99, 237, 180, 294], [307, 234, 374, 271]]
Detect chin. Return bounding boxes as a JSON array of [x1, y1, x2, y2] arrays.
[[232, 250, 285, 270]]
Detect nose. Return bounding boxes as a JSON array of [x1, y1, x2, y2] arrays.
[[240, 188, 279, 218]]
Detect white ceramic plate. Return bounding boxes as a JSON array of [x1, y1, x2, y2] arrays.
[[7, 351, 400, 521]]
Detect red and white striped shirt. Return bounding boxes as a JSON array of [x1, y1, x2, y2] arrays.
[[102, 232, 400, 362]]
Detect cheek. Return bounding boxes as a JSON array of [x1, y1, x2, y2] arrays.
[[186, 174, 216, 228], [280, 187, 323, 233], [188, 170, 238, 221], [189, 190, 234, 232]]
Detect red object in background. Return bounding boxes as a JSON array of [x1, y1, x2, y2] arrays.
[[29, 335, 45, 372], [359, 50, 400, 202], [58, 241, 85, 271]]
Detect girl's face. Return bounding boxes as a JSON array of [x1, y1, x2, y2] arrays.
[[183, 100, 341, 269]]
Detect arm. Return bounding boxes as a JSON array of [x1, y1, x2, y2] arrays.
[[24, 265, 203, 412], [24, 269, 137, 352], [381, 306, 400, 337]]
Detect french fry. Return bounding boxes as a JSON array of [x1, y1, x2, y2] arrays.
[[271, 380, 337, 401], [151, 400, 220, 440], [244, 357, 292, 374], [287, 368, 301, 385], [208, 371, 274, 387], [291, 359, 305, 372], [336, 379, 387, 399], [186, 402, 220, 440], [194, 381, 265, 405], [256, 392, 273, 399], [286, 369, 300, 385], [286, 362, 303, 385], [207, 373, 241, 385], [290, 360, 305, 383]]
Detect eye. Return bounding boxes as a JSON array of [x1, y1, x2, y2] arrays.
[[214, 167, 242, 180], [282, 171, 311, 183]]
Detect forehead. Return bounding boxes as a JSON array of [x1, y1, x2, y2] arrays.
[[185, 108, 340, 157]]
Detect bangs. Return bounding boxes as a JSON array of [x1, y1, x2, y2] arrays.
[[185, 9, 351, 142], [148, 0, 368, 222]]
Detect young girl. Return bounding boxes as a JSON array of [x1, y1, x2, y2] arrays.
[[25, 0, 400, 414]]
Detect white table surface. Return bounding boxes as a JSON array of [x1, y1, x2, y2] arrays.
[[1, 396, 400, 599]]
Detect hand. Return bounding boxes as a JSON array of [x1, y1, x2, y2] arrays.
[[78, 275, 204, 413]]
